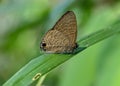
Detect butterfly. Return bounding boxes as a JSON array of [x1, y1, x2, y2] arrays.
[[40, 11, 78, 53]]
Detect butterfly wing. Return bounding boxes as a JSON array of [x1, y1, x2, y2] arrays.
[[40, 11, 77, 53], [52, 11, 77, 47], [41, 30, 70, 53]]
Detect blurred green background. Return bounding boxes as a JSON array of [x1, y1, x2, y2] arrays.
[[0, 0, 120, 86]]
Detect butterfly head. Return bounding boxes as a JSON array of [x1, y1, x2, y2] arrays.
[[40, 41, 47, 51], [40, 41, 57, 53], [40, 35, 56, 53]]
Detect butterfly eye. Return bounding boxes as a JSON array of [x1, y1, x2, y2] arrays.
[[41, 42, 46, 47]]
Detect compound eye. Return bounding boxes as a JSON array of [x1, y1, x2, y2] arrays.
[[40, 42, 47, 51], [42, 42, 46, 47]]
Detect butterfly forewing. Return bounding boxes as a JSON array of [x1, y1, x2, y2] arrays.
[[53, 11, 77, 46]]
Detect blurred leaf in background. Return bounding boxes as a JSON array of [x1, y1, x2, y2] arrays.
[[0, 0, 120, 86], [0, 0, 49, 84]]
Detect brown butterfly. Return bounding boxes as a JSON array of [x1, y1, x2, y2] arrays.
[[40, 11, 78, 53]]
